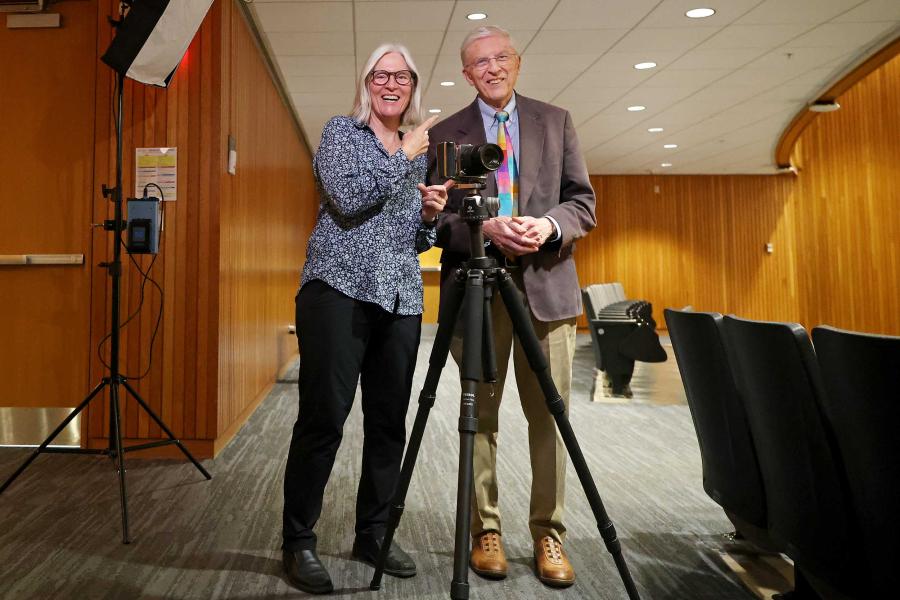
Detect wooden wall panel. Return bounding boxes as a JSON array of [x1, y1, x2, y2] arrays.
[[86, 0, 225, 453], [215, 0, 317, 443], [791, 54, 900, 336], [84, 0, 315, 455]]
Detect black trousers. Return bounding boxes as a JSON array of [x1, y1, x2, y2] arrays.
[[282, 280, 422, 551]]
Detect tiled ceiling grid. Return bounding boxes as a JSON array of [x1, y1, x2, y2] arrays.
[[248, 0, 900, 174]]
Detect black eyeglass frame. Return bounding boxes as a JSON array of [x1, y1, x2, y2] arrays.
[[368, 69, 417, 86]]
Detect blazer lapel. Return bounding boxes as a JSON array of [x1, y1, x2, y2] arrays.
[[516, 95, 544, 214]]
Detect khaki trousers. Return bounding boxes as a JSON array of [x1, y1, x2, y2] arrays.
[[450, 270, 576, 543]]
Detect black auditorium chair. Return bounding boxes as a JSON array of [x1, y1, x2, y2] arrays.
[[724, 316, 862, 599], [812, 325, 900, 596], [663, 309, 774, 550], [582, 283, 667, 397]]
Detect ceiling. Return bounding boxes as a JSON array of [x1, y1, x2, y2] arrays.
[[246, 0, 900, 174]]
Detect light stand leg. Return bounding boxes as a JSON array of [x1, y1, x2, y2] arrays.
[[496, 271, 642, 600], [370, 272, 467, 591], [109, 381, 131, 544], [122, 381, 211, 479], [0, 381, 108, 494]]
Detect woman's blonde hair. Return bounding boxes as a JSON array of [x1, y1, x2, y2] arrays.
[[351, 43, 422, 126]]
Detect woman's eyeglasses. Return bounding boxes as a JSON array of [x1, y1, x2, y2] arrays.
[[369, 70, 415, 86]]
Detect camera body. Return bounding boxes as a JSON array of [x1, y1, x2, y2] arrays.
[[437, 141, 503, 221], [436, 142, 503, 182]]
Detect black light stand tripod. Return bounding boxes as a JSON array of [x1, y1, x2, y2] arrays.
[[0, 70, 211, 544], [369, 182, 642, 599]]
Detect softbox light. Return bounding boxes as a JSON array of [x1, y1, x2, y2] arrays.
[[101, 0, 214, 88]]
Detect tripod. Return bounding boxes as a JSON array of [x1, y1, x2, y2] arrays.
[[0, 72, 211, 544], [369, 185, 641, 599]]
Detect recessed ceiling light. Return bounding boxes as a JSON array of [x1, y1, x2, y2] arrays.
[[467, 12, 487, 21], [648, 127, 664, 133], [627, 105, 646, 112], [440, 81, 455, 87], [663, 144, 678, 149], [634, 62, 657, 70], [685, 8, 715, 19], [428, 108, 442, 114], [661, 163, 672, 167]]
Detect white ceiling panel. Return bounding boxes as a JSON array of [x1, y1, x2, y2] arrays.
[[286, 75, 357, 94], [248, 0, 900, 174], [355, 31, 445, 59], [542, 0, 660, 30], [277, 55, 357, 78], [834, 0, 900, 23], [611, 27, 718, 53], [669, 47, 767, 70], [267, 32, 355, 56], [254, 2, 353, 33], [448, 1, 558, 31], [737, 0, 865, 25], [526, 29, 627, 54], [355, 1, 455, 31], [789, 21, 899, 49], [641, 0, 765, 29], [699, 23, 813, 49]]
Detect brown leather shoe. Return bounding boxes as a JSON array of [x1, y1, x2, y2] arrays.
[[534, 536, 575, 588], [470, 531, 508, 579]]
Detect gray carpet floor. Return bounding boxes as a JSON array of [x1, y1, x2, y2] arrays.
[[0, 334, 756, 600]]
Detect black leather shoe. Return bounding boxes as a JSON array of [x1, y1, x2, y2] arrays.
[[283, 548, 334, 594], [352, 535, 416, 578]]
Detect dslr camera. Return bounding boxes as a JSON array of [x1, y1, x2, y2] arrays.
[[436, 142, 503, 183], [436, 141, 503, 221]]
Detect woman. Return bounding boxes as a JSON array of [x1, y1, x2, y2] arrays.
[[281, 44, 450, 594]]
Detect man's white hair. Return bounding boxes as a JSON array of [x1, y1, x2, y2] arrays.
[[351, 43, 423, 126], [459, 25, 518, 64]]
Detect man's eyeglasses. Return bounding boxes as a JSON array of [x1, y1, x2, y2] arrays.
[[369, 70, 416, 86], [466, 54, 518, 72]]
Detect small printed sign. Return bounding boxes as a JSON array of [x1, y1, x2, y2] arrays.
[[136, 147, 177, 201]]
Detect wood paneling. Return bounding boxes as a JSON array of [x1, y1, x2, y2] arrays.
[[775, 35, 900, 168], [790, 53, 900, 336], [216, 0, 316, 440], [0, 2, 97, 407], [33, 0, 317, 456], [575, 54, 900, 336]]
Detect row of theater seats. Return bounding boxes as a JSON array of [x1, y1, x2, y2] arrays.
[[664, 309, 899, 599], [582, 283, 667, 397]]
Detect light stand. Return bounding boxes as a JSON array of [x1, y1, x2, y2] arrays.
[[0, 67, 211, 544]]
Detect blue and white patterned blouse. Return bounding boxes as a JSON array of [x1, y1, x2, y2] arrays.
[[300, 116, 436, 315]]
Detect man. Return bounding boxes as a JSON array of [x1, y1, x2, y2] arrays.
[[426, 26, 596, 588]]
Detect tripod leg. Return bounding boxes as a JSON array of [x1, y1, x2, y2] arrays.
[[450, 269, 486, 600], [496, 272, 642, 600], [0, 380, 107, 495], [109, 382, 131, 544], [481, 285, 497, 384], [370, 272, 467, 590], [122, 381, 211, 480]]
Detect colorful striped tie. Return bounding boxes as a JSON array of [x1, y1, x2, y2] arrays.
[[495, 111, 518, 217]]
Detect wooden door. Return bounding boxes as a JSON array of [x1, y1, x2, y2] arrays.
[[0, 3, 98, 407]]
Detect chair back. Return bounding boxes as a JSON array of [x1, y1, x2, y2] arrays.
[[723, 316, 855, 589], [812, 325, 900, 594], [664, 309, 766, 528]]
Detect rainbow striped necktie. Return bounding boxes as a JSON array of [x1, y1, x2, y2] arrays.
[[495, 111, 518, 217]]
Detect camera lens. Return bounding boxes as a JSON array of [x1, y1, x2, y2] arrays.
[[459, 143, 503, 176]]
